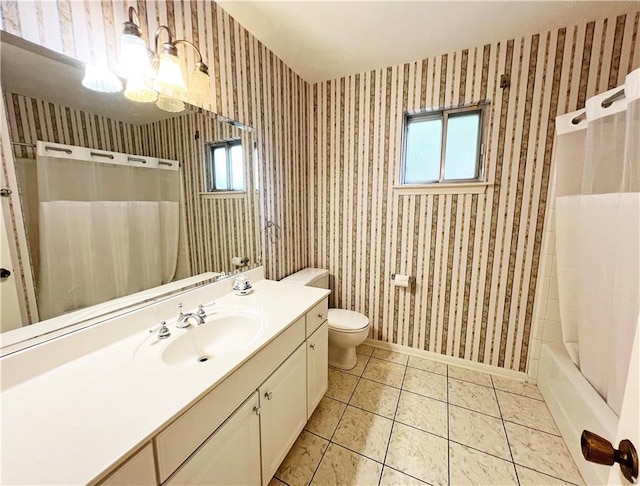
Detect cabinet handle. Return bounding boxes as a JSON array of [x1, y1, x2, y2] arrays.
[[310, 344, 316, 350], [253, 406, 261, 415], [264, 391, 273, 401], [318, 314, 324, 320]]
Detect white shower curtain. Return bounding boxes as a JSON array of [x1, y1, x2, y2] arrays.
[[554, 68, 640, 416], [36, 147, 180, 320]]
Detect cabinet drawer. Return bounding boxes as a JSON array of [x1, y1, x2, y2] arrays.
[[155, 316, 305, 483], [306, 299, 328, 337], [100, 443, 156, 486]]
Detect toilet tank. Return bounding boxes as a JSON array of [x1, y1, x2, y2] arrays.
[[281, 268, 329, 289]]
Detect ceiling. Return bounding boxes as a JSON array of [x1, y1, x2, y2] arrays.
[[217, 1, 640, 83]]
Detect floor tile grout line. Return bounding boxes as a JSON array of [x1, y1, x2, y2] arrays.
[[491, 374, 521, 486], [327, 440, 386, 466], [336, 397, 397, 422], [378, 359, 409, 486], [514, 463, 584, 486], [501, 418, 561, 437], [382, 464, 436, 486], [332, 360, 549, 439], [308, 354, 371, 485], [448, 438, 520, 464], [365, 346, 543, 392], [321, 352, 561, 485]]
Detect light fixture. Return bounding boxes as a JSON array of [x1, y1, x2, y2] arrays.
[[81, 7, 211, 110], [81, 64, 123, 93], [119, 7, 154, 82], [152, 34, 211, 110], [124, 78, 158, 103], [156, 94, 185, 113], [187, 61, 211, 106], [153, 27, 188, 97]]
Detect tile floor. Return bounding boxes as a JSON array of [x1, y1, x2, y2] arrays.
[[270, 345, 584, 486]]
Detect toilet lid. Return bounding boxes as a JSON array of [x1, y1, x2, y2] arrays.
[[328, 309, 369, 333]]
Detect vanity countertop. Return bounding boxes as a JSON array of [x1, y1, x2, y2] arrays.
[[0, 278, 329, 485]]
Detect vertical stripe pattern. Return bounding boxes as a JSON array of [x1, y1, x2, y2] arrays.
[[309, 12, 639, 371], [1, 0, 309, 286]]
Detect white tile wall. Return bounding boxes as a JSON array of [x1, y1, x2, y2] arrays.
[[527, 173, 564, 381]]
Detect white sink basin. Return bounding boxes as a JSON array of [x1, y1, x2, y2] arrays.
[[136, 309, 267, 367]]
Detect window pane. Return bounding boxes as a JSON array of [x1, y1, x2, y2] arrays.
[[404, 117, 442, 183], [230, 144, 244, 190], [213, 147, 228, 190], [444, 111, 480, 180]]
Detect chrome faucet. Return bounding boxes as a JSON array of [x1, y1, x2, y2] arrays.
[[176, 303, 208, 328], [149, 321, 171, 339]]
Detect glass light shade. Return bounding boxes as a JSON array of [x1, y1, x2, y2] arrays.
[[188, 68, 210, 106], [119, 33, 154, 81], [156, 94, 185, 113], [124, 79, 158, 103], [154, 52, 187, 97], [82, 64, 123, 93]]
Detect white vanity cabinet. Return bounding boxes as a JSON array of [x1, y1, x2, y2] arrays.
[[165, 392, 261, 486], [259, 344, 307, 484], [306, 320, 328, 418], [110, 297, 328, 486]]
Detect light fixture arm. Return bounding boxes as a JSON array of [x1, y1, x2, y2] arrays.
[[173, 40, 203, 63], [123, 6, 143, 38], [173, 39, 209, 75], [154, 25, 176, 56]]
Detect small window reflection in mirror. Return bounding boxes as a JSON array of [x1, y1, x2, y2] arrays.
[[207, 139, 245, 191]]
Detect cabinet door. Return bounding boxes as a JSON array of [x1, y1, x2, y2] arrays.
[[307, 321, 328, 418], [259, 344, 307, 484], [166, 392, 261, 486]]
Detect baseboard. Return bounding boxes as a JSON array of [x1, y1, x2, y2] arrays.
[[364, 338, 528, 381]]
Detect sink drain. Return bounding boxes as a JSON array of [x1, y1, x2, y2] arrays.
[[197, 355, 210, 363]]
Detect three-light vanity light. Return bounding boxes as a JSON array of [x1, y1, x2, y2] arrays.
[[81, 6, 211, 113]]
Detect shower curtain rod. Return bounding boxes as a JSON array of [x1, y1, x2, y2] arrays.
[[571, 88, 626, 125]]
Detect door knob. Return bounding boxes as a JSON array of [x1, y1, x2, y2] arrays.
[[581, 430, 638, 483], [0, 268, 11, 279]]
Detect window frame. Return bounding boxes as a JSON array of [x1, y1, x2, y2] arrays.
[[204, 138, 244, 192], [400, 104, 486, 186]]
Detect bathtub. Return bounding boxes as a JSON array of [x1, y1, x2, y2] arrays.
[[538, 342, 619, 485]]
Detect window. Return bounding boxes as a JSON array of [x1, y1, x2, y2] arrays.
[[206, 139, 245, 191], [402, 106, 484, 185]]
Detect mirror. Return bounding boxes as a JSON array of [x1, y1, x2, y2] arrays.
[[0, 33, 262, 341]]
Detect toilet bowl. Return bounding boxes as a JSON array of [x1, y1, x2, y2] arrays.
[[281, 268, 370, 370]]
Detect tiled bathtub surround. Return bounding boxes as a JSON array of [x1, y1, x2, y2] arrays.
[[273, 347, 583, 486]]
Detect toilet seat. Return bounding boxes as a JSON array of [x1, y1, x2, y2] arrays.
[[328, 309, 369, 333]]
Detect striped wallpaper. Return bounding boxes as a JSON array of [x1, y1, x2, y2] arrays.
[[139, 110, 261, 275], [3, 91, 260, 309], [0, 0, 310, 288], [309, 11, 640, 371], [2, 2, 638, 372]]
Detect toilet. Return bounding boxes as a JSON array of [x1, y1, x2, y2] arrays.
[[282, 268, 370, 370]]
